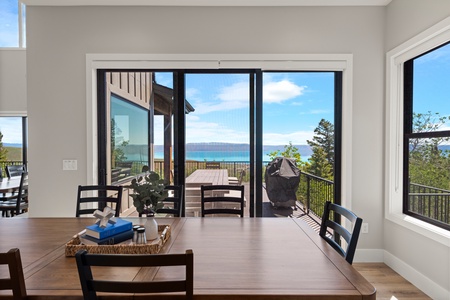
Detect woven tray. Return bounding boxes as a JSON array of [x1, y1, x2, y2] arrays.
[[65, 224, 171, 257]]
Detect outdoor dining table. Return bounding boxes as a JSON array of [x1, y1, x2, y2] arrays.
[[0, 176, 21, 193], [0, 217, 376, 299], [185, 169, 229, 185]]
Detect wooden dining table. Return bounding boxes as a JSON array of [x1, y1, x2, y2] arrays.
[[0, 217, 376, 299]]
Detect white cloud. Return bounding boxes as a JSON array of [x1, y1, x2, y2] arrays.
[[263, 130, 314, 145], [263, 80, 305, 103], [192, 78, 306, 114], [0, 117, 23, 144]]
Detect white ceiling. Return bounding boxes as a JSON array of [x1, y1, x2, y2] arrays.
[[23, 0, 393, 6]]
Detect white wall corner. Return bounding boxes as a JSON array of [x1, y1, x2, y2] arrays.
[[384, 250, 449, 300]]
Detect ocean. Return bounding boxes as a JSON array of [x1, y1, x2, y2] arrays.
[[127, 151, 310, 162]]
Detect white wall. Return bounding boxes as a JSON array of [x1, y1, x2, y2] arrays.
[[384, 1, 450, 299], [0, 49, 27, 114], [25, 8, 386, 253]]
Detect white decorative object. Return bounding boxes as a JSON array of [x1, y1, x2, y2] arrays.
[[147, 217, 159, 240], [93, 206, 117, 228]]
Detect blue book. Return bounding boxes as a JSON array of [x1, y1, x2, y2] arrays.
[[81, 229, 134, 245], [85, 218, 133, 239]]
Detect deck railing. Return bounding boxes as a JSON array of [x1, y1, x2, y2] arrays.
[[409, 182, 450, 225], [297, 171, 334, 219]]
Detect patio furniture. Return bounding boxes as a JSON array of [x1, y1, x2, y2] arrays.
[[201, 185, 245, 217], [229, 168, 246, 185], [75, 249, 194, 300], [5, 165, 26, 179], [137, 185, 184, 217], [205, 161, 220, 169], [76, 185, 123, 217], [0, 248, 27, 299], [320, 201, 363, 264], [0, 172, 28, 217]]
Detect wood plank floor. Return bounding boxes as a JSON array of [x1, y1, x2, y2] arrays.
[[353, 263, 432, 300]]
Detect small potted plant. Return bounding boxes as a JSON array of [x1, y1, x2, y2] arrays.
[[128, 171, 168, 217]]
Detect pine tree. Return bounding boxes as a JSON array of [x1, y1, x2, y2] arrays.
[[306, 146, 332, 179], [307, 119, 334, 174], [0, 132, 8, 161]]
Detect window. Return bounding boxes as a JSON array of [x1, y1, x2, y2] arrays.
[[403, 42, 450, 231], [0, 0, 26, 48], [0, 116, 28, 177], [386, 16, 450, 241], [110, 94, 149, 183]]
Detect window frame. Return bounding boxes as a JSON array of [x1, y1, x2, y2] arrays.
[[386, 16, 450, 244]]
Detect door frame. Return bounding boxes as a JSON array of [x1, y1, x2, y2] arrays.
[[86, 54, 354, 211]]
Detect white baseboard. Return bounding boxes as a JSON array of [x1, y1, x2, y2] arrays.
[[383, 250, 449, 300]]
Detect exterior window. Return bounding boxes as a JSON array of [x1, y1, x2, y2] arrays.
[[0, 0, 26, 48], [0, 116, 27, 177], [110, 94, 149, 183], [404, 42, 450, 231]]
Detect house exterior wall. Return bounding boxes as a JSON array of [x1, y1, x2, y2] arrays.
[[384, 0, 450, 298]]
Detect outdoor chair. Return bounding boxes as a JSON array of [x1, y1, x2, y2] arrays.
[[205, 161, 220, 169], [229, 168, 246, 185], [0, 172, 28, 217], [75, 249, 194, 300], [201, 185, 245, 217], [138, 185, 184, 217], [76, 185, 123, 217], [0, 248, 27, 299], [319, 201, 362, 264], [5, 165, 26, 179], [185, 182, 211, 217]]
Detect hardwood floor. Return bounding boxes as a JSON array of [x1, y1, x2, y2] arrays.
[[353, 263, 432, 300]]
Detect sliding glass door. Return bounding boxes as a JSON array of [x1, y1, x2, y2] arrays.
[[97, 69, 341, 218]]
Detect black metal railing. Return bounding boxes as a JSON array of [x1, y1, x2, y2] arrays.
[[297, 171, 334, 218], [409, 182, 450, 226]]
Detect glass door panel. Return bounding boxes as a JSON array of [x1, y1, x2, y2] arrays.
[[184, 73, 251, 217]]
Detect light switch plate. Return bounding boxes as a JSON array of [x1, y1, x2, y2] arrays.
[[63, 160, 77, 171]]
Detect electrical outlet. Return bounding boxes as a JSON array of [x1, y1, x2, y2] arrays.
[[361, 223, 369, 234]]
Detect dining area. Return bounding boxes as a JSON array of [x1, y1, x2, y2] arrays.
[[0, 215, 376, 299]]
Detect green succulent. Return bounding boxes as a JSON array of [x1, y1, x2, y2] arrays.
[[127, 171, 168, 215]]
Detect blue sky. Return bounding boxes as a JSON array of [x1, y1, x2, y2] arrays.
[[0, 0, 19, 47], [1, 4, 449, 147], [155, 72, 334, 146]]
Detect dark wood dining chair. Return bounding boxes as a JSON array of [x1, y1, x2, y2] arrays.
[[201, 185, 245, 217], [319, 201, 362, 264], [75, 249, 194, 300], [0, 248, 27, 299], [76, 185, 123, 217], [0, 172, 28, 217], [157, 185, 184, 217], [5, 165, 26, 179]]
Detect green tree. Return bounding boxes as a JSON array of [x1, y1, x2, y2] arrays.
[[306, 146, 333, 180], [111, 119, 128, 167], [409, 111, 450, 189], [268, 141, 307, 168], [307, 119, 334, 168], [0, 132, 8, 161]]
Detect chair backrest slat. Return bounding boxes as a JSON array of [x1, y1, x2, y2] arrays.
[[319, 201, 362, 264], [201, 185, 245, 217], [75, 249, 194, 300], [0, 248, 27, 300], [76, 185, 123, 217]]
